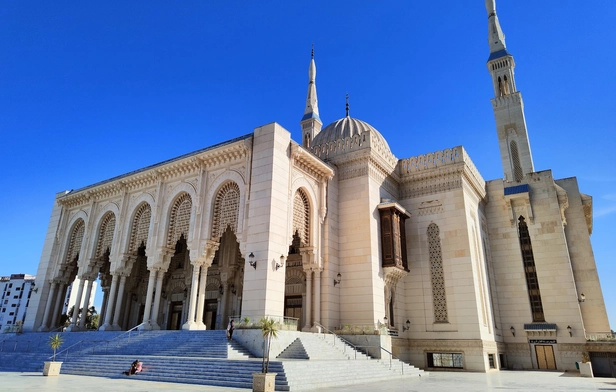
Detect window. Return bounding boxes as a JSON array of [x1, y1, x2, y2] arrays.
[[11, 304, 16, 307], [15, 287, 20, 291], [518, 216, 545, 322], [9, 312, 14, 316], [488, 354, 496, 369], [427, 353, 463, 369], [428, 223, 448, 323]]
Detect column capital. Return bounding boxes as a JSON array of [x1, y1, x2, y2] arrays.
[[193, 240, 219, 267]]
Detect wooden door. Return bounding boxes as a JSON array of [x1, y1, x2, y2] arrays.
[[535, 345, 556, 370]]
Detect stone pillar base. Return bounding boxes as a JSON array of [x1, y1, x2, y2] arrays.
[[99, 323, 118, 331], [65, 325, 82, 332], [138, 322, 154, 331]]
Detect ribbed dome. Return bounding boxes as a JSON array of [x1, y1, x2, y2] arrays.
[[312, 116, 392, 154]]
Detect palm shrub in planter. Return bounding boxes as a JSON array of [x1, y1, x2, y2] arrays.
[[43, 333, 64, 376], [252, 317, 279, 392]]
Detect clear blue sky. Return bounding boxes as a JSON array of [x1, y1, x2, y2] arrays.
[[1, 1, 614, 329]]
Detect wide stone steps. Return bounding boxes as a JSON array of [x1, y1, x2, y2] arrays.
[[277, 338, 309, 359], [60, 354, 290, 391], [281, 359, 424, 391]]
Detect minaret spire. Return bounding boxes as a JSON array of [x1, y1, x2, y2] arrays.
[[345, 93, 350, 117], [486, 0, 534, 182], [301, 44, 322, 148]]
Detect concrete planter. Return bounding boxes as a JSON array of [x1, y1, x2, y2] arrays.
[[579, 362, 594, 378], [43, 361, 62, 376], [252, 372, 276, 392]]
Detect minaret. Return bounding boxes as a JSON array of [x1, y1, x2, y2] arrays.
[[300, 46, 322, 148], [486, 0, 534, 182]]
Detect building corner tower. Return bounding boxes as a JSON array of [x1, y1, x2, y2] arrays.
[[486, 0, 534, 182], [300, 47, 322, 148]]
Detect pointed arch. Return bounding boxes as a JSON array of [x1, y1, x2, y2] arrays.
[[293, 188, 311, 246], [65, 219, 86, 266], [211, 181, 240, 240], [167, 193, 192, 247], [95, 212, 116, 259], [129, 203, 152, 254]]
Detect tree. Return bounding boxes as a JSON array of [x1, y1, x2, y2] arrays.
[[48, 334, 63, 362], [260, 317, 279, 373], [62, 305, 98, 329]]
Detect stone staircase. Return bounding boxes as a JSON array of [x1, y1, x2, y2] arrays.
[[0, 329, 424, 391]]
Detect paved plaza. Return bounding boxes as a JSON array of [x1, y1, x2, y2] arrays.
[[0, 371, 614, 392]]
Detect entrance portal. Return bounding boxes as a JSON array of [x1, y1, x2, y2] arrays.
[[168, 301, 183, 330], [535, 345, 556, 370]]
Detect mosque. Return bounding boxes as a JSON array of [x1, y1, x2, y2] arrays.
[[25, 0, 612, 372]]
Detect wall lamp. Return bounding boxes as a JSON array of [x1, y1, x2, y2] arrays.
[[333, 273, 342, 287], [579, 293, 585, 303], [230, 284, 236, 295], [276, 255, 285, 270], [510, 326, 515, 337], [248, 252, 257, 270], [218, 285, 224, 295], [403, 319, 411, 332], [567, 325, 572, 337], [383, 316, 389, 327], [32, 287, 39, 293]]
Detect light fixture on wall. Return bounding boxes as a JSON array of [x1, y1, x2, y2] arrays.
[[230, 284, 236, 295], [383, 316, 389, 327], [333, 273, 342, 287], [510, 326, 515, 337], [578, 293, 585, 303], [403, 319, 411, 332], [276, 255, 285, 270], [248, 252, 257, 270], [32, 287, 38, 293], [218, 285, 224, 295], [567, 325, 572, 337]]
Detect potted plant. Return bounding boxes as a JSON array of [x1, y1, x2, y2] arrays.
[[578, 352, 594, 378], [252, 317, 279, 392], [43, 333, 64, 376]]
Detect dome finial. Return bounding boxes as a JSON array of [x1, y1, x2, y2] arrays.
[[311, 43, 314, 59], [345, 93, 350, 117]]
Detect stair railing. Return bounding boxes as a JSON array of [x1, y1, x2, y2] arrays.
[[314, 322, 369, 360], [313, 322, 407, 374]]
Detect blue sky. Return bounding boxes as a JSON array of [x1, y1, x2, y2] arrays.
[[1, 1, 614, 329]]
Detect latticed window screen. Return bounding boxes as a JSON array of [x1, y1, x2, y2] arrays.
[[168, 194, 192, 246], [130, 203, 151, 252], [96, 213, 116, 258], [66, 220, 85, 263], [428, 223, 448, 323], [510, 140, 523, 182], [293, 190, 310, 246], [212, 182, 240, 239], [517, 216, 545, 322]]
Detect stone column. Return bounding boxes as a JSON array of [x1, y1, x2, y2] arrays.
[[122, 293, 132, 330], [67, 278, 86, 332], [140, 269, 157, 331], [50, 283, 66, 329], [38, 281, 58, 332], [78, 279, 95, 329], [220, 282, 229, 328], [98, 287, 109, 331], [311, 270, 321, 332], [195, 264, 209, 329], [100, 274, 119, 331], [150, 270, 165, 330], [182, 264, 201, 330], [111, 275, 127, 330], [303, 270, 312, 331]]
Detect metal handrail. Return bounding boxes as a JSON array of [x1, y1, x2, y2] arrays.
[[49, 322, 148, 361], [313, 322, 407, 374]]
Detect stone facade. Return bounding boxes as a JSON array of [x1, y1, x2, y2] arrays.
[[25, 0, 611, 374]]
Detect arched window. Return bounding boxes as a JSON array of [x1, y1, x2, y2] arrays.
[[167, 193, 192, 247], [129, 203, 151, 253], [212, 182, 240, 240], [96, 213, 116, 258], [518, 216, 545, 322], [65, 219, 85, 265], [510, 140, 523, 182], [293, 189, 310, 246], [428, 223, 448, 323]]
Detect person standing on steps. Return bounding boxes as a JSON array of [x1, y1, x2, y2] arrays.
[[227, 319, 235, 340]]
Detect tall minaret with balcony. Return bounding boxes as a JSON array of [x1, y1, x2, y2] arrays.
[[486, 0, 534, 182], [301, 47, 322, 148]]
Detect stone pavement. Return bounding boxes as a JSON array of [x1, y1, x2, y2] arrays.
[[1, 370, 615, 392]]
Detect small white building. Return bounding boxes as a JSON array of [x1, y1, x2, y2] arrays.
[[0, 274, 36, 332]]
